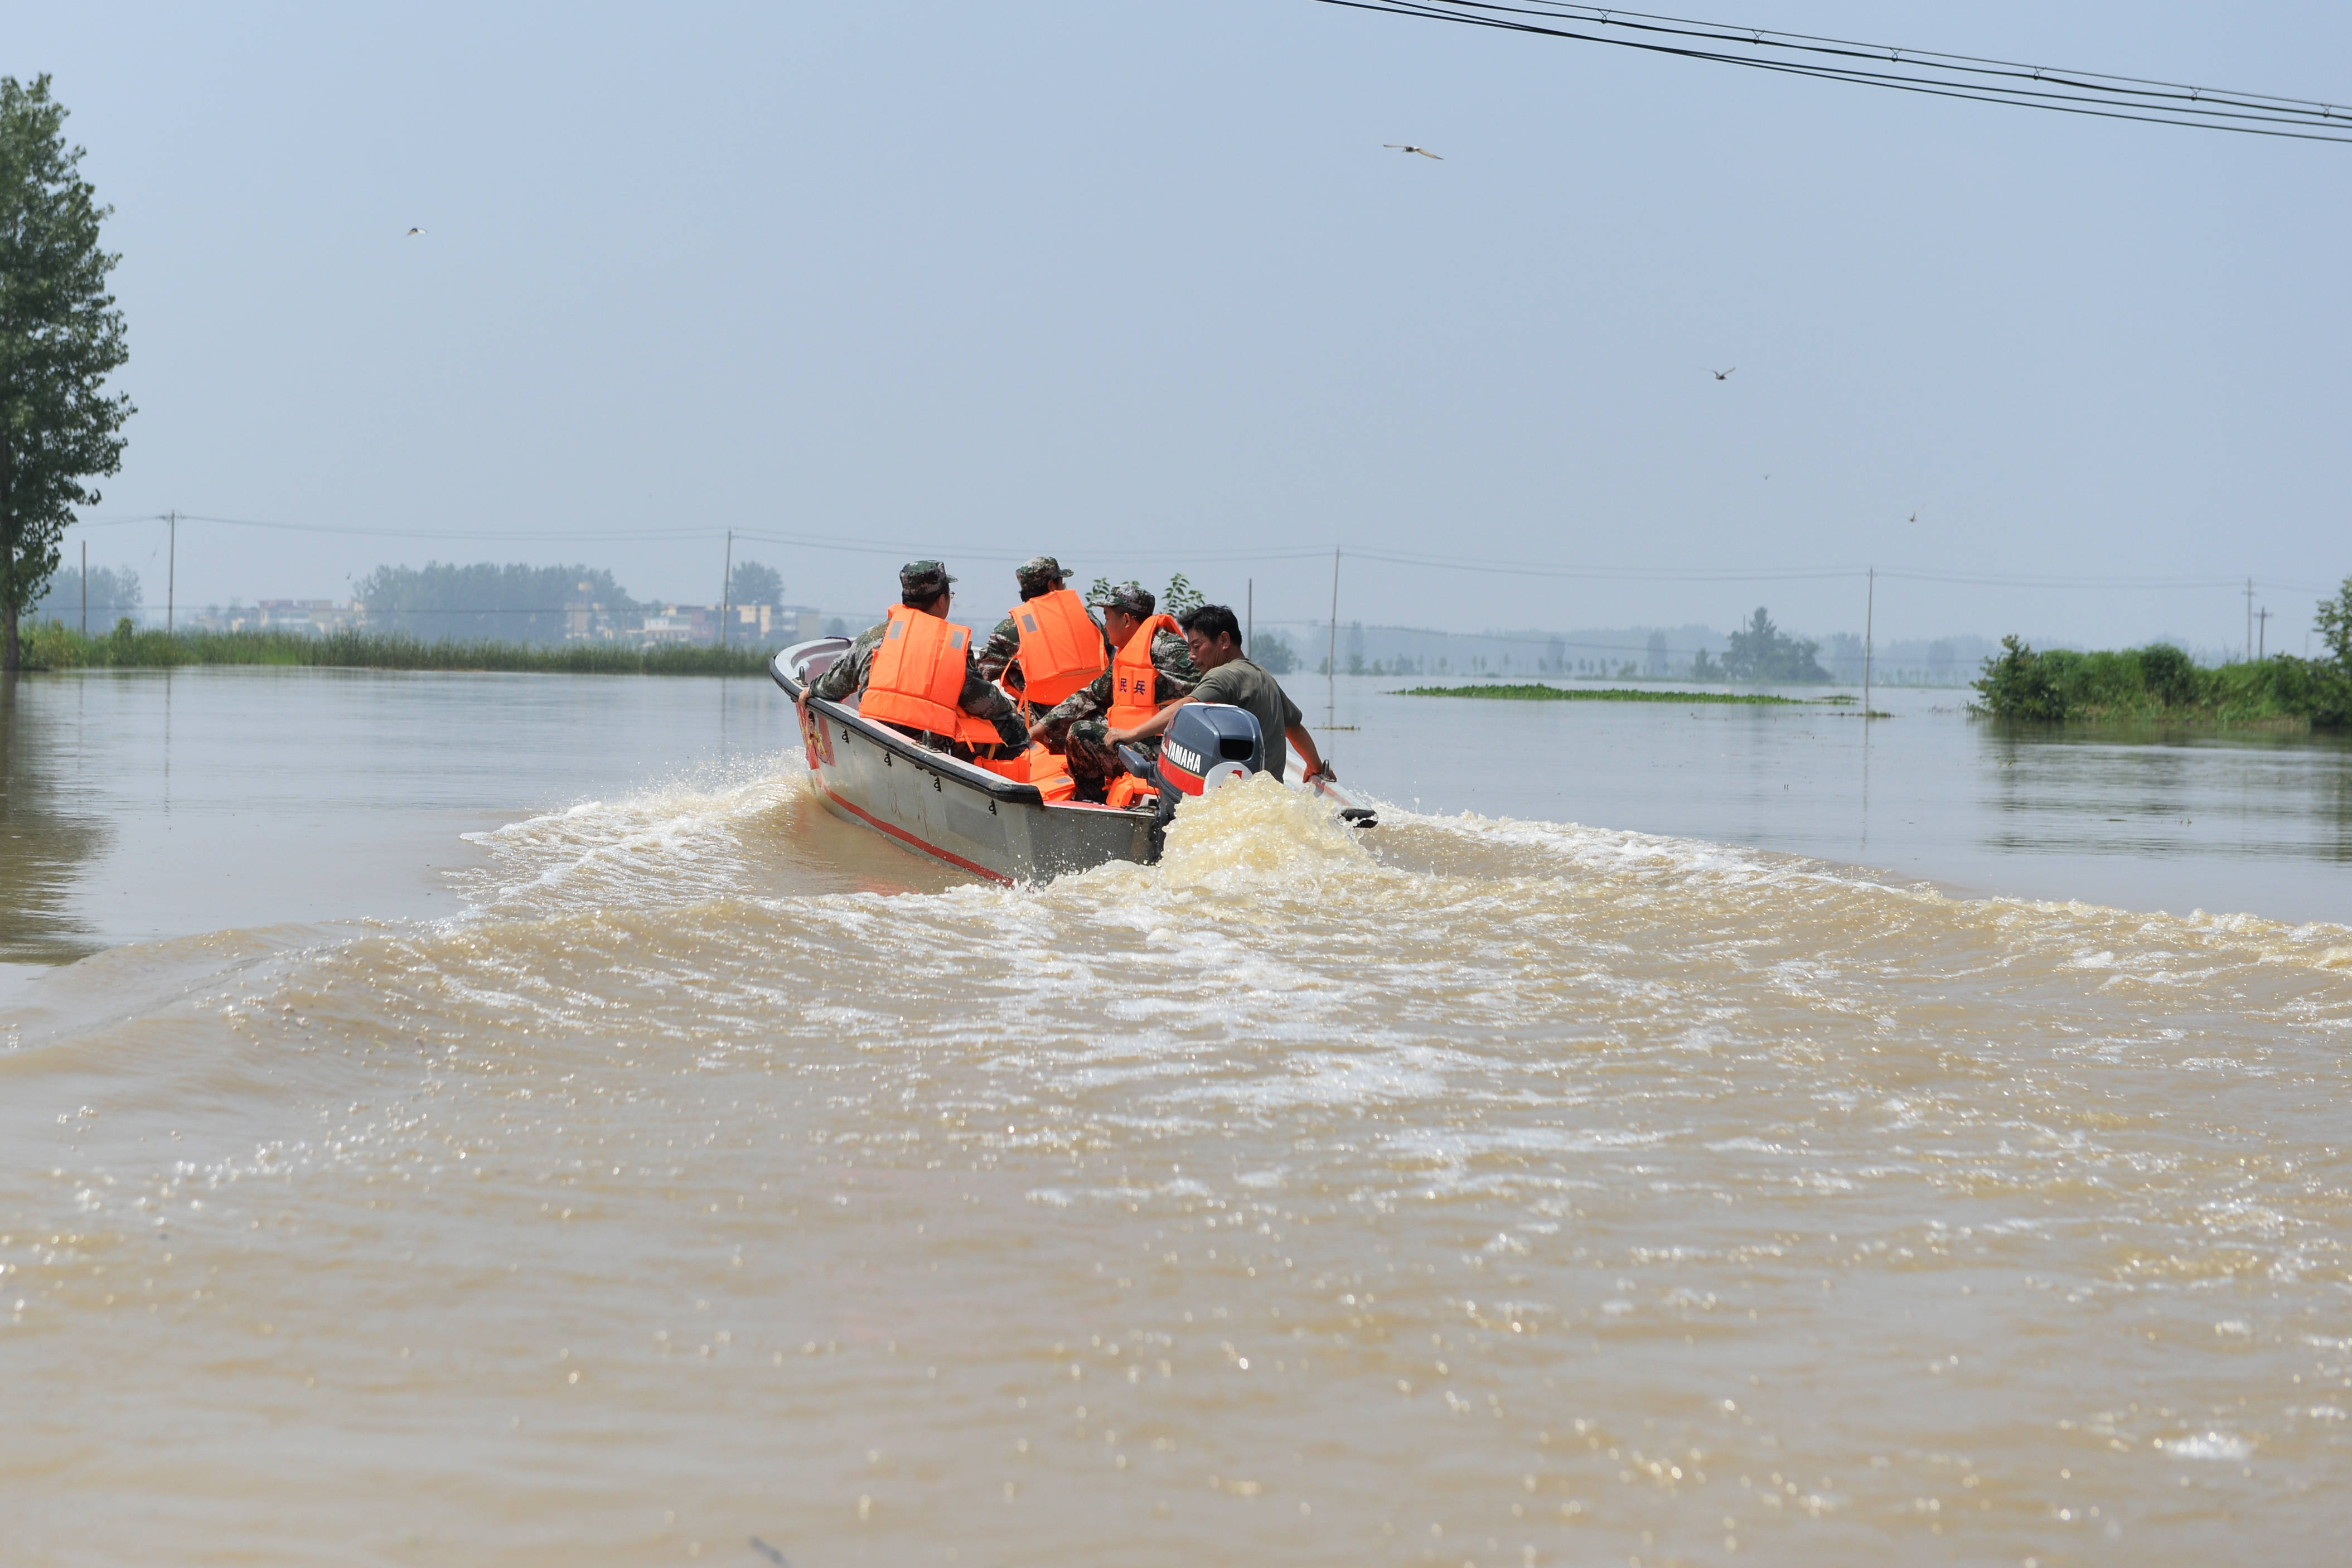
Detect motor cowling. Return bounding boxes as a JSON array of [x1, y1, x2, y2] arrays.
[[1151, 703, 1263, 803]]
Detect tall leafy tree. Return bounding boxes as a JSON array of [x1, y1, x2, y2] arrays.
[[1, 76, 132, 673], [2315, 576, 2352, 671], [728, 559, 783, 607], [1720, 606, 1832, 683], [1250, 631, 1298, 674]]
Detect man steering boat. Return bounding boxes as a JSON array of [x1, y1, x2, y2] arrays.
[[1110, 602, 1333, 787]]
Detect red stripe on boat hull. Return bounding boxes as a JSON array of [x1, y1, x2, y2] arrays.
[[821, 785, 1013, 885]]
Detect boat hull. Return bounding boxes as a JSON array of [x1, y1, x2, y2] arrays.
[[772, 640, 1156, 883]]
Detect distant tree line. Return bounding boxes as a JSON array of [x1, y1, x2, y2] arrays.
[[30, 563, 139, 627], [355, 563, 638, 643], [353, 558, 789, 644]]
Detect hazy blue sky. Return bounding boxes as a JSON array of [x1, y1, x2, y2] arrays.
[[18, 1, 2350, 649]]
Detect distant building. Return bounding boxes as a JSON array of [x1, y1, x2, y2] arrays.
[[564, 581, 632, 642], [178, 599, 361, 635], [635, 602, 824, 646], [638, 607, 704, 644], [729, 603, 823, 642], [251, 599, 362, 634]]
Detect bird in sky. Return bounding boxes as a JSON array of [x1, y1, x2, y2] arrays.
[[1384, 144, 1444, 159], [405, 226, 427, 237], [1710, 366, 1735, 380]]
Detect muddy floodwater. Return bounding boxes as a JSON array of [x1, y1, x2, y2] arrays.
[[3, 669, 2348, 1566]]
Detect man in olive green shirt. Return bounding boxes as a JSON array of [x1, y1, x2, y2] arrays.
[[1110, 603, 1332, 785]]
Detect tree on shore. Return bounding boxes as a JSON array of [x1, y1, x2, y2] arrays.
[[1, 76, 132, 674], [2314, 577, 2352, 671], [1250, 631, 1298, 673], [1720, 606, 1832, 683], [728, 559, 783, 608]]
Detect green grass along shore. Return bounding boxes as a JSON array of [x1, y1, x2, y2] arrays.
[[1969, 637, 2351, 727], [17, 622, 781, 676], [22, 615, 2349, 727]]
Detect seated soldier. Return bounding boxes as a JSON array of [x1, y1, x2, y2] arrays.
[[1029, 582, 1197, 802], [975, 555, 1096, 691], [808, 560, 1028, 758]]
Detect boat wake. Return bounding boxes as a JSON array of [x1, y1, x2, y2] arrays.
[[8, 740, 2352, 1564], [452, 749, 816, 919]]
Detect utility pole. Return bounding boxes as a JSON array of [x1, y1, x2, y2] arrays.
[[720, 529, 733, 650], [2258, 606, 2271, 660], [1327, 548, 1340, 730], [80, 539, 87, 633], [1246, 578, 1253, 656], [2245, 577, 2254, 661], [1863, 567, 1875, 718], [166, 510, 177, 634]]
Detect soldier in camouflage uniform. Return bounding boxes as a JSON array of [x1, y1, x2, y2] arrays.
[[808, 560, 1028, 754], [1029, 582, 1198, 799], [974, 555, 1101, 693]]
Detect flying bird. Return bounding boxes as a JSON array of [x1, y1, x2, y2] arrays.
[[405, 226, 427, 236], [1710, 366, 1735, 381], [1384, 144, 1444, 159]]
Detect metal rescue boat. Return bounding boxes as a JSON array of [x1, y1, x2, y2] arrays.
[[769, 636, 1375, 883]]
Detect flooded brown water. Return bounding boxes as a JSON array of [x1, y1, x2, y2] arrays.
[[4, 670, 2349, 1565]]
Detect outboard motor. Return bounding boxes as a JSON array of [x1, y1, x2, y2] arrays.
[[1117, 703, 1262, 825], [1156, 703, 1264, 800]]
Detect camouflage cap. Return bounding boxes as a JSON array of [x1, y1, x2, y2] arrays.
[[1088, 581, 1155, 618], [1014, 555, 1066, 597], [898, 560, 955, 601]]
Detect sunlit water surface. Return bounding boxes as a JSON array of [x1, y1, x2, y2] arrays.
[[3, 670, 2349, 1566]]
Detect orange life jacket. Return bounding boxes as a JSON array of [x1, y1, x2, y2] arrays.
[[956, 709, 1009, 749], [1008, 588, 1110, 709], [1026, 744, 1076, 802], [971, 743, 1075, 802], [1106, 613, 1184, 732], [860, 604, 977, 738]]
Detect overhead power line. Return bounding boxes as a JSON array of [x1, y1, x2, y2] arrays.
[[69, 513, 1328, 568], [1345, 546, 2331, 596], [1314, 1, 2352, 143], [71, 512, 709, 541], [66, 512, 2334, 598]]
